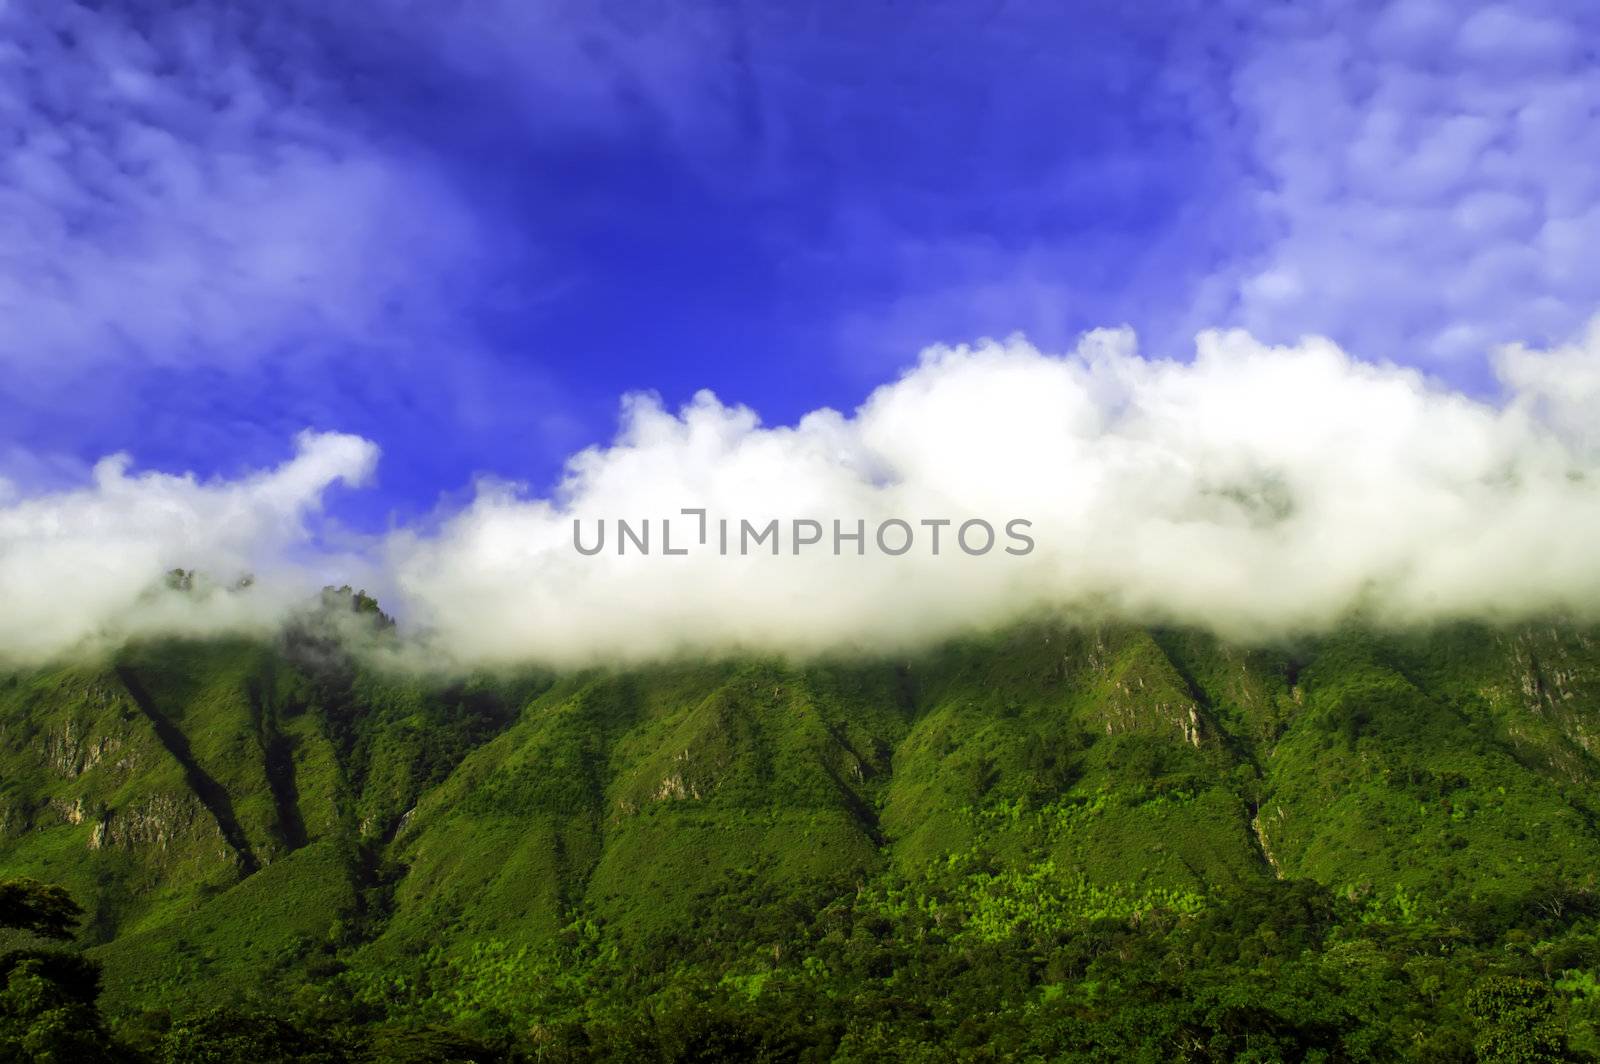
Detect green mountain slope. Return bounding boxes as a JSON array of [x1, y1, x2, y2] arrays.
[[6, 616, 1600, 1060]]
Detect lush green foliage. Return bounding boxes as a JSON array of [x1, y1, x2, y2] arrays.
[[0, 879, 83, 941], [4, 619, 1600, 1060]]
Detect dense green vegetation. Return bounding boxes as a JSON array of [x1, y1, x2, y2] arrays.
[[5, 608, 1600, 1060]]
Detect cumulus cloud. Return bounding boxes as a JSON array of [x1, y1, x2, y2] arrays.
[[383, 323, 1600, 666], [3, 324, 1598, 668], [1496, 319, 1600, 454], [0, 431, 376, 664]]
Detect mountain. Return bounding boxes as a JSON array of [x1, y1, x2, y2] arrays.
[[5, 614, 1600, 1060]]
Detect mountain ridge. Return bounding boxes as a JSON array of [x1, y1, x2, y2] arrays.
[[6, 615, 1600, 1059]]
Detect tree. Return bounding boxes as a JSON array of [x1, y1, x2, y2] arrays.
[[159, 1008, 347, 1063], [0, 879, 123, 1063], [1468, 976, 1573, 1064], [0, 880, 84, 941]]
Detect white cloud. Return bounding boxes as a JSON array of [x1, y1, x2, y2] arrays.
[[0, 0, 482, 378], [0, 431, 376, 664], [3, 325, 1598, 669], [384, 322, 1600, 667], [1496, 319, 1600, 453], [1219, 0, 1600, 364]]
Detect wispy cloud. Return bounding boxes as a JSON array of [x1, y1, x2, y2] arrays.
[[0, 1, 482, 376], [0, 0, 569, 519], [1218, 0, 1600, 364]]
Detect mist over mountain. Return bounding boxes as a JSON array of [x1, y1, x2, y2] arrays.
[[5, 324, 1600, 672], [6, 0, 1600, 1058]]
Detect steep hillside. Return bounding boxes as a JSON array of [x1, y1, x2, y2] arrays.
[[6, 616, 1600, 1059]]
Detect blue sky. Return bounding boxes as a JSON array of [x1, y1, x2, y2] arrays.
[[3, 0, 1599, 532]]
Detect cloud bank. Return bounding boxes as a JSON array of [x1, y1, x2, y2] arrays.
[[0, 432, 376, 664], [3, 326, 1599, 667]]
